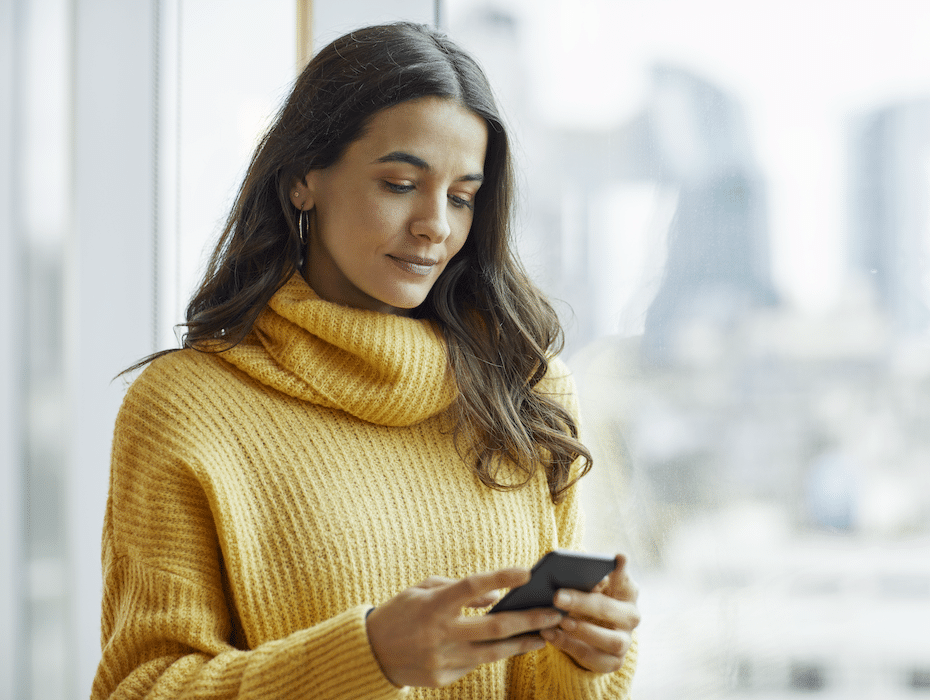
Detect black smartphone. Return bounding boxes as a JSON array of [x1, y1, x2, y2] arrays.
[[489, 549, 616, 613]]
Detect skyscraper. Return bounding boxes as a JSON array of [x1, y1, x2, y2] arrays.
[[640, 65, 778, 364], [849, 100, 930, 336]]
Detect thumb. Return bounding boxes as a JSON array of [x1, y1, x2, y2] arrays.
[[607, 554, 638, 602]]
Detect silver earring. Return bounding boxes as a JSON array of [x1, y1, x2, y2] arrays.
[[298, 209, 307, 246]]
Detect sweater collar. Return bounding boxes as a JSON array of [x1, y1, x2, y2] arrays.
[[220, 274, 457, 426]]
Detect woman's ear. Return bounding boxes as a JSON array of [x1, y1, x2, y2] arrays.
[[290, 176, 314, 211]]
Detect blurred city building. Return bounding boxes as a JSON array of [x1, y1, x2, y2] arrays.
[[849, 99, 930, 336], [638, 65, 779, 366], [453, 7, 779, 360], [450, 7, 930, 698]]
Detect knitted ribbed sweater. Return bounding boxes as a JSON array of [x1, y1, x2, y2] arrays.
[[92, 274, 637, 699]]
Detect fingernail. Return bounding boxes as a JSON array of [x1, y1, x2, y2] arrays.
[[541, 628, 557, 641], [560, 617, 577, 632], [554, 591, 572, 609]]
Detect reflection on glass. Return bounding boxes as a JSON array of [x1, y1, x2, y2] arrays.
[[449, 1, 930, 697]]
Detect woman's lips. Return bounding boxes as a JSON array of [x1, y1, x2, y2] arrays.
[[388, 255, 439, 276]]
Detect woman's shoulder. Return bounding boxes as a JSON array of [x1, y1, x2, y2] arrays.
[[127, 347, 223, 385], [535, 355, 579, 414], [538, 355, 575, 390], [119, 349, 235, 415]]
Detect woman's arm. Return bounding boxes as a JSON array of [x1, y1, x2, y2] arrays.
[[92, 372, 404, 700], [93, 553, 397, 700]]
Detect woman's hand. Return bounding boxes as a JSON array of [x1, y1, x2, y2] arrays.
[[366, 568, 564, 688], [540, 554, 640, 673]]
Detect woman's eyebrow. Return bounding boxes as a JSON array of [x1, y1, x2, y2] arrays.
[[373, 150, 484, 182], [374, 151, 429, 170]]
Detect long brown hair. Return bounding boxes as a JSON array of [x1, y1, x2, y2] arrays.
[[137, 22, 590, 502]]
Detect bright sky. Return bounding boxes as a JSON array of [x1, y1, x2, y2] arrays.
[[451, 0, 930, 311]]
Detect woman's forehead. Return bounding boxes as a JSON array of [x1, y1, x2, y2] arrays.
[[345, 97, 488, 176]]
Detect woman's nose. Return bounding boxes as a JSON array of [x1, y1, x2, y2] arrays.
[[410, 196, 452, 243]]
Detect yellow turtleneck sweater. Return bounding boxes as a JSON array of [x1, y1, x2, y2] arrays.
[[92, 274, 637, 699]]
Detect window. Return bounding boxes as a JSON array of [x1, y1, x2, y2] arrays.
[[446, 1, 930, 696]]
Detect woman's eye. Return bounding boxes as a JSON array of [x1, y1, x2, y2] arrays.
[[449, 194, 474, 211], [384, 181, 414, 194]]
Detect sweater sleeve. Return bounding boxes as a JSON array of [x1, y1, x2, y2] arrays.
[[507, 359, 638, 699], [91, 374, 406, 700]]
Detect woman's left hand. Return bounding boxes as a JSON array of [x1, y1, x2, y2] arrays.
[[540, 554, 640, 673]]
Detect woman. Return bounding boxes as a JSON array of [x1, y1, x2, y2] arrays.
[[93, 22, 639, 699]]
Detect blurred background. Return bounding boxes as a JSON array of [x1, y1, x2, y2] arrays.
[[2, 0, 929, 698]]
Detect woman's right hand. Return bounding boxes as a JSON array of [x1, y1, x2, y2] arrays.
[[365, 568, 564, 688]]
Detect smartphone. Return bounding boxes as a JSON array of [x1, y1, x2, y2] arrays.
[[489, 549, 616, 614]]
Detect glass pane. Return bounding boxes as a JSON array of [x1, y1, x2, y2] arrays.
[[447, 1, 930, 697], [166, 0, 295, 337]]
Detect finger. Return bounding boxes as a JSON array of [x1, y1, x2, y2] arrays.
[[612, 553, 628, 573], [466, 590, 502, 609], [606, 554, 639, 602], [431, 623, 550, 681], [469, 631, 548, 665], [439, 620, 550, 679], [554, 590, 640, 631], [434, 568, 531, 612], [587, 554, 630, 597], [610, 574, 639, 604], [541, 626, 629, 674], [455, 607, 564, 642], [415, 576, 457, 590], [558, 616, 635, 660]]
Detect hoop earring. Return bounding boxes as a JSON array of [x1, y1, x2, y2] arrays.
[[298, 209, 307, 246]]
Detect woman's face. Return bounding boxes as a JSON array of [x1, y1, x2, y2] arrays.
[[293, 97, 488, 315]]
